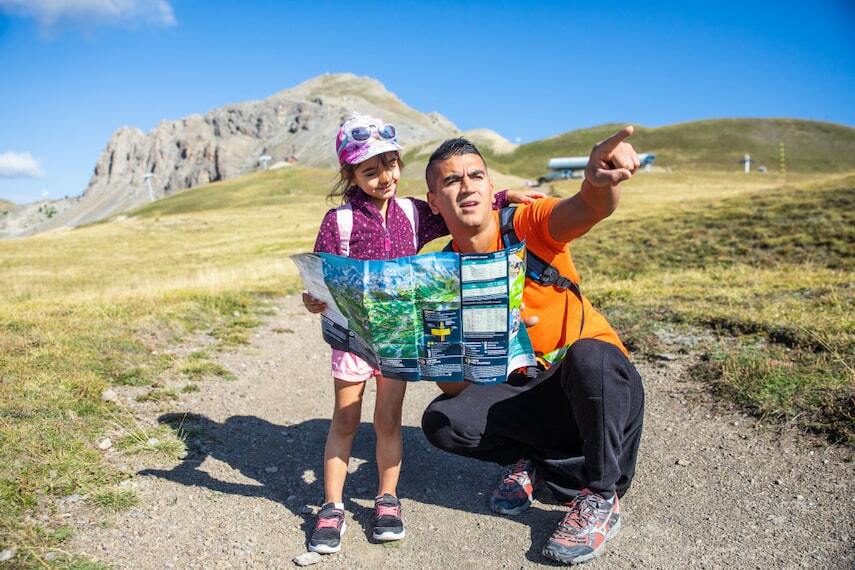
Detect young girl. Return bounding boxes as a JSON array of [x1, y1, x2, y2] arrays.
[[303, 114, 541, 554]]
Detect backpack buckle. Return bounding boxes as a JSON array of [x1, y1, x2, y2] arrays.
[[540, 266, 564, 288], [540, 266, 557, 283]]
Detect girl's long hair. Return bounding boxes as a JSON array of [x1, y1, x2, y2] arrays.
[[327, 151, 404, 204]]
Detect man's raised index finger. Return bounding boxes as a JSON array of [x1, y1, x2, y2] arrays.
[[597, 125, 635, 154]]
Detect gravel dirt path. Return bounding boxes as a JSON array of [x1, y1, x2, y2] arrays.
[[66, 295, 854, 569]]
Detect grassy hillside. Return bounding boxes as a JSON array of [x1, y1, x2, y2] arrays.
[[0, 199, 13, 211], [1, 163, 853, 565], [476, 119, 855, 178], [571, 174, 854, 443], [574, 174, 853, 275], [129, 166, 426, 219]]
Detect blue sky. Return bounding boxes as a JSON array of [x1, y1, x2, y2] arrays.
[[1, 0, 853, 203]]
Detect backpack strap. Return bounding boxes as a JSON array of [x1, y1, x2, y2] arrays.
[[499, 207, 520, 245], [525, 254, 583, 296], [334, 203, 354, 256], [499, 207, 580, 292], [499, 206, 585, 339], [395, 197, 419, 250]]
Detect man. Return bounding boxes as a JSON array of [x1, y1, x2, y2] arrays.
[[421, 127, 645, 565]]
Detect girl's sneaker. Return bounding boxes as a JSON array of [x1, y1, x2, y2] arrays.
[[308, 503, 347, 554], [372, 494, 405, 541]]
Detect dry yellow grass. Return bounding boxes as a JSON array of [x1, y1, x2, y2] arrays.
[[550, 170, 843, 212]]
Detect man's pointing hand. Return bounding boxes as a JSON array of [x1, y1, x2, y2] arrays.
[[585, 126, 640, 188]]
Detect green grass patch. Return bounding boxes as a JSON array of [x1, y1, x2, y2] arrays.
[[695, 342, 853, 444], [180, 352, 235, 381], [47, 526, 74, 543], [211, 312, 261, 346], [47, 556, 110, 569], [114, 424, 186, 459], [0, 551, 109, 570], [89, 488, 139, 512], [135, 388, 178, 403]]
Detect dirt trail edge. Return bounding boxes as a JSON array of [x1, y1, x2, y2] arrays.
[[67, 295, 854, 569]]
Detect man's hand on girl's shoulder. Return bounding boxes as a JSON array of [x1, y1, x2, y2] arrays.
[[302, 292, 327, 314], [506, 189, 546, 205]]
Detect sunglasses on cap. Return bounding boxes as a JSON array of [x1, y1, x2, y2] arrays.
[[347, 123, 397, 142]]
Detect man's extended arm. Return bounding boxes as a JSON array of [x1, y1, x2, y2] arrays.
[[547, 126, 640, 243]]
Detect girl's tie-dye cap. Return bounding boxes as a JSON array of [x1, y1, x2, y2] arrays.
[[336, 113, 402, 166]]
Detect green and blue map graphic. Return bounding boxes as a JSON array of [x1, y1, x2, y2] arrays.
[[292, 242, 535, 383]]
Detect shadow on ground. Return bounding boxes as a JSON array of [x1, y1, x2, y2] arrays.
[[139, 413, 562, 549]]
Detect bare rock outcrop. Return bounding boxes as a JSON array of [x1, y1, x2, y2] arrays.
[[13, 73, 508, 238]]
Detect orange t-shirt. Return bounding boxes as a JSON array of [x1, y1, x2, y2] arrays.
[[452, 198, 627, 357]]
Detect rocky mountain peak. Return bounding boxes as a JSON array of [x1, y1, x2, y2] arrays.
[[14, 73, 501, 237], [276, 73, 395, 102]]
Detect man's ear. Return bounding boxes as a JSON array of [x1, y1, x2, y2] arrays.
[[426, 189, 440, 215]]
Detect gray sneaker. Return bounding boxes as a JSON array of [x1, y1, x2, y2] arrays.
[[372, 494, 405, 541], [308, 503, 346, 554], [490, 459, 540, 515]]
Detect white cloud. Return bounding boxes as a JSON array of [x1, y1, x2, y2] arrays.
[[0, 152, 46, 178], [0, 0, 177, 30]]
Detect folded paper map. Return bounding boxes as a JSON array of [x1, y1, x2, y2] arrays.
[[292, 242, 535, 384]]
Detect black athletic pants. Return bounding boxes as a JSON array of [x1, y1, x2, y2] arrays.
[[421, 339, 645, 502]]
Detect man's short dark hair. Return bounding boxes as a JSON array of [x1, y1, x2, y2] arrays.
[[425, 138, 486, 191]]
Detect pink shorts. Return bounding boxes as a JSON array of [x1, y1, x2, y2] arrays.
[[331, 349, 381, 383]]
